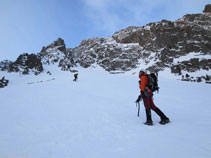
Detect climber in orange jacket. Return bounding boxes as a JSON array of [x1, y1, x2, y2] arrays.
[[136, 70, 170, 125]]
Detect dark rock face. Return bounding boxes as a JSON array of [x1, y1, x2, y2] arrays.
[[0, 60, 13, 71], [172, 58, 211, 72], [73, 12, 211, 74], [39, 38, 76, 70], [0, 38, 76, 75], [181, 74, 211, 84], [203, 4, 211, 13], [9, 53, 43, 75], [40, 38, 67, 64], [113, 14, 211, 57], [59, 49, 76, 71], [170, 58, 211, 83], [41, 38, 66, 53], [73, 37, 143, 72], [71, 7, 211, 82]]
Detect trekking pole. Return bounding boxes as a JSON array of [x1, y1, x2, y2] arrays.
[[136, 102, 140, 117]]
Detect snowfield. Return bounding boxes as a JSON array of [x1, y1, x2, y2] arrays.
[[0, 66, 211, 158]]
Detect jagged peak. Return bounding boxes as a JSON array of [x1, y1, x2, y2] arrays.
[[203, 4, 211, 13], [41, 37, 66, 53]]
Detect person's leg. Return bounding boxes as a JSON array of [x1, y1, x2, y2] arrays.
[[143, 98, 153, 125], [149, 98, 169, 124], [148, 97, 157, 110]]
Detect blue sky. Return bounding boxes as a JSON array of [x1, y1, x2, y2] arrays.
[[0, 0, 210, 61]]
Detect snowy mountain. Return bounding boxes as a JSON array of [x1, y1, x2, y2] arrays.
[[0, 4, 211, 83]]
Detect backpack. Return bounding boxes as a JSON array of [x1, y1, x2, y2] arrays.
[[147, 73, 159, 92]]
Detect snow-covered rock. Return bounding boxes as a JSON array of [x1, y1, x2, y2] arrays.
[[1, 53, 43, 75], [39, 38, 76, 71], [0, 60, 13, 71], [72, 5, 211, 82], [0, 5, 211, 83]]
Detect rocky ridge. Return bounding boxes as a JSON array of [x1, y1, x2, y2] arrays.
[[72, 4, 211, 82], [0, 4, 211, 83]]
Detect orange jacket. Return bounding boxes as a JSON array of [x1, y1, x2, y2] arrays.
[[139, 73, 148, 92]]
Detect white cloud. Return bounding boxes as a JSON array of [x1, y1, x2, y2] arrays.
[[82, 0, 172, 35], [83, 0, 122, 34], [82, 0, 209, 36]]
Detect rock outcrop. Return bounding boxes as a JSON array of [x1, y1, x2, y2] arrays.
[[0, 76, 9, 88], [41, 38, 66, 53], [203, 4, 211, 13], [72, 5, 211, 82], [9, 53, 43, 75], [0, 60, 13, 71], [39, 38, 76, 71]]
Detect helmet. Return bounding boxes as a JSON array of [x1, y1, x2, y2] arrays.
[[139, 69, 146, 79]]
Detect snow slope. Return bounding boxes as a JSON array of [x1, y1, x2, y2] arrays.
[[0, 66, 211, 158]]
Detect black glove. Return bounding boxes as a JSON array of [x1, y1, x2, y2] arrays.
[[136, 95, 141, 103]]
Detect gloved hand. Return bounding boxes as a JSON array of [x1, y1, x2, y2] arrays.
[[136, 95, 141, 103]]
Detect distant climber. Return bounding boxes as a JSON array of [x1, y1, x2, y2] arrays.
[[136, 70, 169, 125], [73, 73, 78, 82]]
